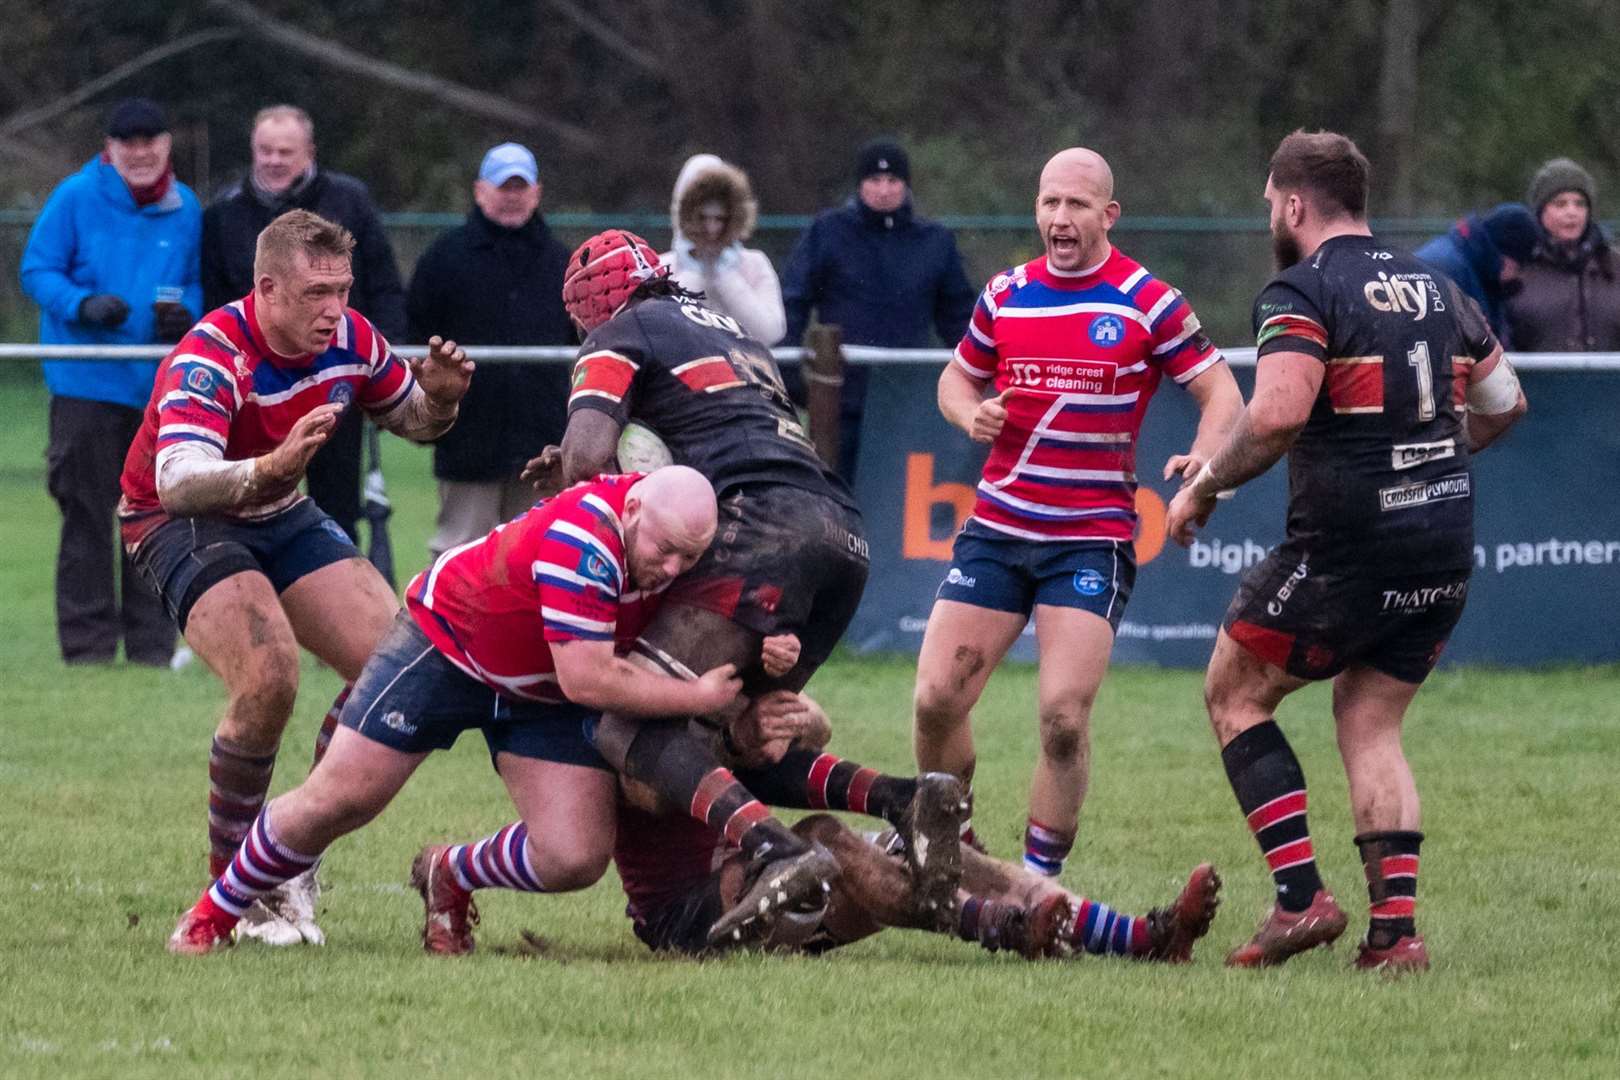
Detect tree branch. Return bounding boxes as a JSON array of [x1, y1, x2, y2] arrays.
[[541, 0, 668, 80], [207, 0, 600, 152], [0, 28, 240, 140]]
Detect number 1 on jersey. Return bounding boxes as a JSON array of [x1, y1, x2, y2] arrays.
[[1407, 342, 1436, 421]]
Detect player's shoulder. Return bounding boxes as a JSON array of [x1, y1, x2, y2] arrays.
[[982, 262, 1035, 303]]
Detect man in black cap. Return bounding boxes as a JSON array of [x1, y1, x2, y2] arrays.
[[1414, 202, 1539, 342], [201, 104, 407, 545], [781, 137, 977, 480], [1504, 157, 1620, 351], [19, 96, 203, 666]]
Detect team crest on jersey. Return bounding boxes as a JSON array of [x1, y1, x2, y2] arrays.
[[328, 382, 355, 406], [1089, 315, 1125, 347], [185, 366, 214, 395], [577, 550, 615, 585]]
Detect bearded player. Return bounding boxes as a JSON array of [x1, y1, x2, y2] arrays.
[[1167, 130, 1526, 972]]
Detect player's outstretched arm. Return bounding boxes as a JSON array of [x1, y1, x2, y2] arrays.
[[552, 639, 741, 717], [1166, 351, 1320, 545], [377, 336, 472, 443], [559, 409, 623, 485], [157, 402, 342, 517], [1463, 348, 1528, 452], [1164, 362, 1245, 483]]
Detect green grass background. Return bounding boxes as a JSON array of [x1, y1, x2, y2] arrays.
[[1, 371, 1616, 1079]]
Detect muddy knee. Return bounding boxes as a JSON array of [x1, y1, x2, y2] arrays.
[[1038, 705, 1090, 767], [225, 645, 301, 746]]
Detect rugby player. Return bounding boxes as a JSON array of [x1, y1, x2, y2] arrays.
[[168, 466, 745, 954], [601, 694, 1222, 962], [526, 230, 956, 943], [121, 209, 473, 944], [1166, 131, 1527, 972], [912, 148, 1243, 877]]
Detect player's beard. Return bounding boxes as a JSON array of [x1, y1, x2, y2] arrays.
[[1271, 223, 1303, 270]]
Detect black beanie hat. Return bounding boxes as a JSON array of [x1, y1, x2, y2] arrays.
[[107, 98, 168, 139], [855, 138, 910, 184]]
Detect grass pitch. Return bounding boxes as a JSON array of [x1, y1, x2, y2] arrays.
[[1, 373, 1616, 1079]]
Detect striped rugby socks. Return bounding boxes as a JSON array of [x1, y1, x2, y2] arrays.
[[204, 809, 320, 925], [1221, 720, 1324, 913], [208, 736, 277, 880], [1023, 817, 1075, 877], [1356, 830, 1423, 948], [735, 748, 918, 824]]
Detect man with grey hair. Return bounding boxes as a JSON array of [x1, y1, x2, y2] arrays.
[[202, 104, 407, 546]]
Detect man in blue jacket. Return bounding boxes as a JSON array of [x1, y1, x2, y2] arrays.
[[20, 98, 202, 666], [781, 138, 977, 481], [1414, 203, 1538, 344]]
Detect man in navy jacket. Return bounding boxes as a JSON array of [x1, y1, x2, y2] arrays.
[[20, 97, 201, 666], [782, 139, 977, 480]]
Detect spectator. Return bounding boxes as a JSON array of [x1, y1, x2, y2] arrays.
[[660, 153, 785, 344], [20, 97, 201, 666], [1414, 203, 1538, 343], [201, 105, 407, 542], [406, 142, 574, 556], [1504, 157, 1620, 352], [781, 137, 977, 480]]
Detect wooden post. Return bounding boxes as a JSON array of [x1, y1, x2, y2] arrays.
[[804, 324, 844, 472]]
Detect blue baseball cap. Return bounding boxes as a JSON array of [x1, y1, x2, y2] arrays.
[[479, 142, 538, 186]]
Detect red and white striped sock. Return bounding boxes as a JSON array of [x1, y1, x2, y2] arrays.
[[446, 822, 545, 892], [207, 809, 320, 922]]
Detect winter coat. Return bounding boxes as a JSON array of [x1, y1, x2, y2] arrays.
[[780, 195, 976, 350], [660, 154, 785, 345], [1503, 226, 1620, 352], [1415, 217, 1513, 343], [20, 156, 203, 409], [201, 168, 406, 339], [406, 208, 575, 481]]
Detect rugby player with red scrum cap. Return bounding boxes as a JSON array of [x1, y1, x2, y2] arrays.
[[121, 209, 472, 946]]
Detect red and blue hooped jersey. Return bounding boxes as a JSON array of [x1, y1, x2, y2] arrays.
[[953, 249, 1224, 542], [405, 474, 662, 703], [118, 292, 413, 544]]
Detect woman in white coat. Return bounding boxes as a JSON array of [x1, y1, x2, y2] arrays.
[[662, 154, 786, 345]]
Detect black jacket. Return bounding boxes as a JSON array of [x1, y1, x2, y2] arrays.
[[406, 208, 575, 481], [202, 169, 407, 340]]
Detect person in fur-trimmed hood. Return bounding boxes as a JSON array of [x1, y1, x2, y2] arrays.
[[661, 154, 786, 345]]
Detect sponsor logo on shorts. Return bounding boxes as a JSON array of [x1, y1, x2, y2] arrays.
[[1266, 560, 1309, 617], [1379, 472, 1471, 512], [945, 566, 976, 588], [327, 382, 354, 406], [1391, 439, 1455, 471], [1381, 580, 1468, 611], [822, 519, 871, 560], [1089, 314, 1125, 347], [380, 710, 417, 735], [1073, 568, 1107, 596]]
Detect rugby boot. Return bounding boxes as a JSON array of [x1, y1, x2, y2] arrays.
[[410, 845, 479, 956], [706, 841, 841, 947], [167, 902, 235, 956], [256, 868, 325, 945], [236, 900, 304, 947], [899, 772, 968, 932], [969, 895, 1064, 959], [1143, 863, 1222, 963], [1225, 888, 1348, 968], [1353, 933, 1430, 974]]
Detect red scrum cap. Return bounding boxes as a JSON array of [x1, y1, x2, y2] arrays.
[[563, 229, 667, 332]]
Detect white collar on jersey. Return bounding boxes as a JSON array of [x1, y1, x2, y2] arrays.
[[1045, 248, 1111, 279]]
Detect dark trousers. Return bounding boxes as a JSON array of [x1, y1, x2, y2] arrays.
[[46, 396, 174, 665], [304, 404, 363, 543]]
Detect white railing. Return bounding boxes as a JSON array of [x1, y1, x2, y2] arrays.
[[3, 342, 1619, 371]]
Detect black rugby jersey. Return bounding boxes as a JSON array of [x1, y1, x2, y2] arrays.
[[568, 295, 857, 510], [1252, 234, 1498, 569]]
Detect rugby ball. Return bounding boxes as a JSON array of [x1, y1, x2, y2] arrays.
[[617, 421, 674, 472]]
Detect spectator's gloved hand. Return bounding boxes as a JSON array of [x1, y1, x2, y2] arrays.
[[155, 303, 195, 342], [78, 293, 131, 329]]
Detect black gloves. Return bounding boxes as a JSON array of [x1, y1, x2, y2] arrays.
[[155, 302, 195, 342], [78, 293, 131, 328]]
